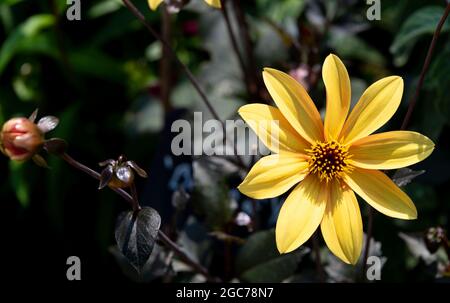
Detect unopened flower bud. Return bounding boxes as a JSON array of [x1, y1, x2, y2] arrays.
[[98, 155, 148, 190], [1, 117, 44, 161]]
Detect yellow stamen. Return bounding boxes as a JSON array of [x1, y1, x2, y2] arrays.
[[307, 140, 352, 182]]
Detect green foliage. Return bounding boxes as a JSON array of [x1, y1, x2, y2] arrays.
[[0, 14, 55, 74], [390, 6, 450, 66], [8, 160, 30, 207], [236, 229, 309, 283], [0, 0, 449, 283]]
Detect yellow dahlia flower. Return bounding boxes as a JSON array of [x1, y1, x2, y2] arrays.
[[148, 0, 221, 10], [238, 54, 435, 265]]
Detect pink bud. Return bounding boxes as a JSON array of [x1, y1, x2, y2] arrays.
[[1, 117, 44, 161]]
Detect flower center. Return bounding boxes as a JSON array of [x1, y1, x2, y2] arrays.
[[307, 141, 351, 182]]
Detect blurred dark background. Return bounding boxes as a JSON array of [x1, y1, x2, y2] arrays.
[[0, 0, 449, 283]]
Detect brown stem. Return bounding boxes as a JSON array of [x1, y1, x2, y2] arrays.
[[157, 230, 221, 282], [232, 0, 262, 100], [160, 5, 173, 113], [220, 0, 251, 94], [130, 182, 140, 209], [60, 153, 141, 211], [312, 231, 325, 282], [401, 3, 450, 130], [58, 152, 220, 281], [121, 0, 220, 121], [121, 0, 246, 170]]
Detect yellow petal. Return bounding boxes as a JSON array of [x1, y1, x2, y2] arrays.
[[344, 168, 417, 220], [263, 68, 324, 144], [321, 181, 363, 265], [148, 0, 163, 10], [276, 175, 327, 253], [238, 153, 309, 199], [238, 104, 311, 153], [323, 54, 351, 141], [204, 0, 221, 8], [348, 131, 435, 170], [340, 76, 404, 144]]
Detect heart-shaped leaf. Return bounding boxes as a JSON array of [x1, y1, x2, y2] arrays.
[[115, 207, 161, 272]]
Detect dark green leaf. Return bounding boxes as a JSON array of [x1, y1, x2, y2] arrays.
[[240, 252, 307, 283], [0, 14, 55, 74], [115, 207, 162, 272], [235, 229, 279, 274], [236, 229, 309, 282], [390, 6, 450, 66]]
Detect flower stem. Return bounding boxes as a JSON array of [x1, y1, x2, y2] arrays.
[[130, 182, 140, 211], [121, 0, 220, 121], [157, 230, 221, 282], [60, 152, 141, 211], [220, 0, 251, 95], [401, 3, 450, 130], [312, 231, 325, 282], [58, 152, 221, 282], [232, 0, 263, 100], [121, 0, 247, 170], [160, 5, 173, 114]]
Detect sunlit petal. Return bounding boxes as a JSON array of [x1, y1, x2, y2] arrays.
[[321, 180, 363, 265], [349, 131, 435, 169], [344, 168, 417, 220], [238, 104, 311, 153], [263, 68, 324, 144], [340, 76, 404, 144], [323, 54, 351, 141], [204, 0, 221, 8], [148, 0, 163, 10], [238, 153, 309, 199], [276, 175, 327, 253]]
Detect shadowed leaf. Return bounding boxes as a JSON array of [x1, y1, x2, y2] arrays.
[[115, 207, 162, 272]]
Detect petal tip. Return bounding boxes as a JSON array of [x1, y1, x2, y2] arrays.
[[262, 67, 275, 75], [392, 76, 404, 85], [276, 242, 296, 254], [326, 53, 339, 61]]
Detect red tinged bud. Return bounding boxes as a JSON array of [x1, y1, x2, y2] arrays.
[[1, 117, 44, 161]]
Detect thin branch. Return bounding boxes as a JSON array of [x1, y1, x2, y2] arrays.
[[121, 0, 220, 121], [58, 151, 221, 282], [122, 0, 247, 170], [232, 0, 262, 100], [401, 3, 450, 130], [311, 231, 325, 282], [130, 182, 140, 209], [59, 152, 140, 211], [157, 230, 221, 282], [220, 0, 251, 94], [160, 5, 173, 113]]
